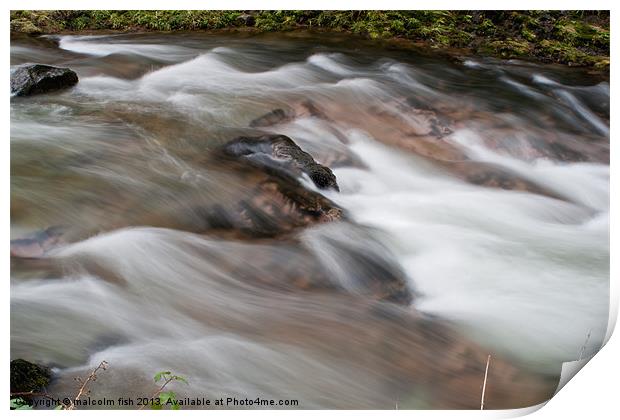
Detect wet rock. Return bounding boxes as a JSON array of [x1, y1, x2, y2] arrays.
[[310, 147, 366, 169], [249, 104, 364, 167], [11, 226, 66, 259], [291, 99, 468, 163], [215, 222, 413, 305], [11, 64, 78, 97], [73, 53, 167, 80], [287, 98, 598, 201], [301, 224, 414, 305], [181, 134, 344, 237], [10, 359, 51, 393], [197, 171, 343, 238], [337, 246, 412, 305], [544, 141, 588, 161], [249, 108, 293, 127], [202, 240, 345, 302], [300, 99, 332, 120], [405, 95, 438, 112], [237, 13, 256, 27], [445, 161, 564, 199], [473, 124, 609, 164], [223, 134, 340, 191], [256, 297, 558, 408], [370, 308, 559, 409]]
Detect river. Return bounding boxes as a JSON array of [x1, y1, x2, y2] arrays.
[[10, 31, 609, 409]]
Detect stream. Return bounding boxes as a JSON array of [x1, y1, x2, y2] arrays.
[[10, 31, 609, 409]]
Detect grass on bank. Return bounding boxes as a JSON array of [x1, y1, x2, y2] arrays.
[[10, 10, 610, 69]]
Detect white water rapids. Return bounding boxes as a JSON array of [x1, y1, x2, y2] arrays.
[[10, 32, 609, 409]]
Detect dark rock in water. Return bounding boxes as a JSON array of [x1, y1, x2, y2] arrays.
[[299, 100, 331, 120], [11, 226, 66, 259], [405, 95, 440, 113], [74, 53, 166, 80], [11, 64, 78, 97], [447, 161, 564, 199], [10, 359, 51, 393], [249, 108, 293, 127], [337, 246, 413, 305], [210, 134, 342, 237], [223, 134, 340, 191], [544, 141, 587, 162], [214, 230, 411, 305], [302, 224, 414, 305], [197, 173, 343, 238]]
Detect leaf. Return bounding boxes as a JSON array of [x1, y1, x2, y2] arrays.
[[10, 398, 32, 410], [172, 375, 188, 385], [154, 371, 171, 382], [54, 405, 64, 410], [159, 391, 175, 405], [150, 402, 162, 410]]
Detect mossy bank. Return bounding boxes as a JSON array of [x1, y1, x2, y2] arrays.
[[11, 10, 609, 70]]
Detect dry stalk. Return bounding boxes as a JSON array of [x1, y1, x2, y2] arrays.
[[480, 354, 491, 410], [66, 360, 109, 410]]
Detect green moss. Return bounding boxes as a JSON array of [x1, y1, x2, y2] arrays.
[[486, 39, 532, 58], [521, 28, 537, 41], [479, 19, 496, 35], [552, 17, 610, 51], [10, 359, 51, 393], [13, 10, 245, 32], [538, 39, 591, 64], [9, 10, 609, 68], [10, 18, 42, 34]]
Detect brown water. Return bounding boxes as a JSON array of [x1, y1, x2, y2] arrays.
[[11, 32, 609, 409]]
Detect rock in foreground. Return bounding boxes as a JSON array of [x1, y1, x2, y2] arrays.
[[10, 359, 51, 393], [11, 64, 78, 97]]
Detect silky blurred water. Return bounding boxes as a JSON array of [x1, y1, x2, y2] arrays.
[[10, 32, 609, 409]]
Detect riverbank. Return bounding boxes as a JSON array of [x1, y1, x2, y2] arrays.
[[10, 10, 610, 70]]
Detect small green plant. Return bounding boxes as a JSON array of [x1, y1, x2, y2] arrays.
[[147, 371, 188, 410], [10, 397, 33, 410]]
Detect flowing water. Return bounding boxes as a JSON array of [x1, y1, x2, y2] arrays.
[[10, 32, 609, 409]]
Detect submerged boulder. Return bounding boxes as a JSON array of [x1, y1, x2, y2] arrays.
[[180, 134, 345, 238], [301, 223, 414, 305], [249, 108, 293, 127], [11, 64, 78, 97], [11, 226, 66, 259], [10, 359, 51, 393], [197, 170, 343, 238], [445, 161, 564, 199], [223, 134, 340, 191]]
